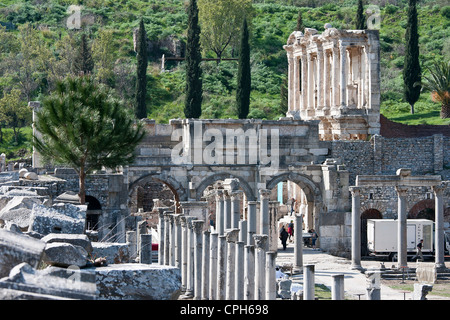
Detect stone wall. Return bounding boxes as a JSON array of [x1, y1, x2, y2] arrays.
[[331, 134, 449, 185]]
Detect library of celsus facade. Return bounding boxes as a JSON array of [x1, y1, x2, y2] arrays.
[[284, 25, 381, 141]]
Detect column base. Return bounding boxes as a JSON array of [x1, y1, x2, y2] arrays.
[[351, 264, 365, 272]]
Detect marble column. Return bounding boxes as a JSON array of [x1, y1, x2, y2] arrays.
[[433, 183, 446, 269], [331, 274, 345, 300], [235, 241, 245, 300], [339, 44, 347, 108], [247, 201, 257, 245], [244, 245, 255, 300], [350, 187, 362, 270], [253, 234, 268, 300], [174, 214, 182, 268], [164, 213, 171, 265], [294, 213, 303, 272], [301, 52, 308, 112], [192, 220, 204, 300], [225, 229, 239, 300], [139, 234, 152, 264], [304, 264, 315, 300], [158, 210, 165, 264], [169, 214, 175, 266], [265, 251, 276, 300], [215, 190, 225, 235], [180, 216, 189, 293], [231, 190, 243, 229], [323, 50, 331, 110], [209, 232, 218, 299], [259, 189, 271, 235], [307, 52, 314, 111], [317, 49, 324, 110], [217, 234, 227, 300], [223, 191, 232, 231], [287, 53, 294, 111], [293, 55, 300, 111], [239, 220, 247, 245], [202, 230, 210, 300], [184, 218, 195, 298], [332, 46, 340, 109], [396, 185, 408, 269], [126, 231, 137, 261]]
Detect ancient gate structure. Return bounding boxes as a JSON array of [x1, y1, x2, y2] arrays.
[[127, 118, 350, 252]]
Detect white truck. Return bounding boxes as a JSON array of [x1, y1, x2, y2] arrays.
[[366, 219, 435, 261]]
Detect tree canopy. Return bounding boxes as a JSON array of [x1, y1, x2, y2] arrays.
[[33, 75, 145, 203], [198, 0, 253, 61]]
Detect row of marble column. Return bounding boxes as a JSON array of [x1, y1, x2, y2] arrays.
[[157, 191, 306, 300], [350, 183, 447, 270], [288, 44, 369, 114]]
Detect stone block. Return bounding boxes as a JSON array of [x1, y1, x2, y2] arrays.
[[43, 242, 88, 268], [90, 263, 181, 300], [416, 262, 437, 284], [0, 196, 44, 230], [91, 242, 130, 265], [28, 203, 87, 236], [0, 262, 96, 300], [41, 233, 93, 254], [0, 229, 46, 278]]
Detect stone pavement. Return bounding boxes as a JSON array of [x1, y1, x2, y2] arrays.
[[275, 241, 449, 300]]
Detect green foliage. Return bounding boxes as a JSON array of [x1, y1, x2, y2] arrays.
[[184, 0, 203, 119], [135, 19, 148, 119], [236, 18, 251, 119], [34, 75, 145, 203], [403, 0, 421, 114], [0, 0, 448, 127], [356, 0, 365, 29]]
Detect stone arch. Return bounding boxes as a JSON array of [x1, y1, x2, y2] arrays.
[[265, 172, 321, 203], [360, 208, 382, 256], [408, 199, 435, 220], [128, 173, 185, 213], [195, 172, 256, 201], [85, 195, 102, 231]]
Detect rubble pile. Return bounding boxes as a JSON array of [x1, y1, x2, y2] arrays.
[[0, 175, 181, 300]]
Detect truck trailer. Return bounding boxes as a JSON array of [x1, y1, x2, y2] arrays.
[[367, 219, 434, 261]]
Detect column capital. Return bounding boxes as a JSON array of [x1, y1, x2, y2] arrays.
[[259, 189, 271, 199], [432, 182, 447, 195], [223, 190, 231, 200], [395, 185, 408, 196], [192, 220, 204, 234], [349, 186, 361, 196], [215, 189, 224, 201], [230, 190, 243, 201], [225, 229, 240, 243], [247, 200, 258, 206], [253, 234, 268, 250]]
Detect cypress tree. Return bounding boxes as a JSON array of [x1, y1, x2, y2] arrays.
[[403, 0, 421, 115], [72, 33, 94, 75], [184, 0, 203, 119], [279, 76, 288, 116], [135, 19, 148, 119], [356, 0, 366, 30], [296, 10, 304, 32], [236, 18, 251, 119]]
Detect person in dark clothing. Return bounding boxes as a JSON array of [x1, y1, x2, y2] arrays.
[[280, 226, 289, 250], [413, 239, 424, 261]]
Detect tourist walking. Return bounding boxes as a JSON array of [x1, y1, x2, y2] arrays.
[[280, 226, 289, 250], [290, 198, 296, 216], [413, 239, 424, 261], [288, 220, 294, 241], [311, 229, 318, 250]]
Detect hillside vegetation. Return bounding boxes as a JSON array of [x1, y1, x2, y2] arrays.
[[0, 0, 448, 160]]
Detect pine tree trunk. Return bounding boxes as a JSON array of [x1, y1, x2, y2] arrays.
[[410, 103, 415, 115], [79, 170, 86, 205], [441, 103, 450, 119]]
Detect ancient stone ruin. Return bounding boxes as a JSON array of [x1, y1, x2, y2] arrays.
[[0, 25, 448, 301]]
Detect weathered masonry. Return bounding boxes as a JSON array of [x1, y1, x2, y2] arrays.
[[284, 26, 381, 141], [29, 25, 449, 260]]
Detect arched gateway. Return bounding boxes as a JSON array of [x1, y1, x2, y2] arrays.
[[126, 118, 350, 252]]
